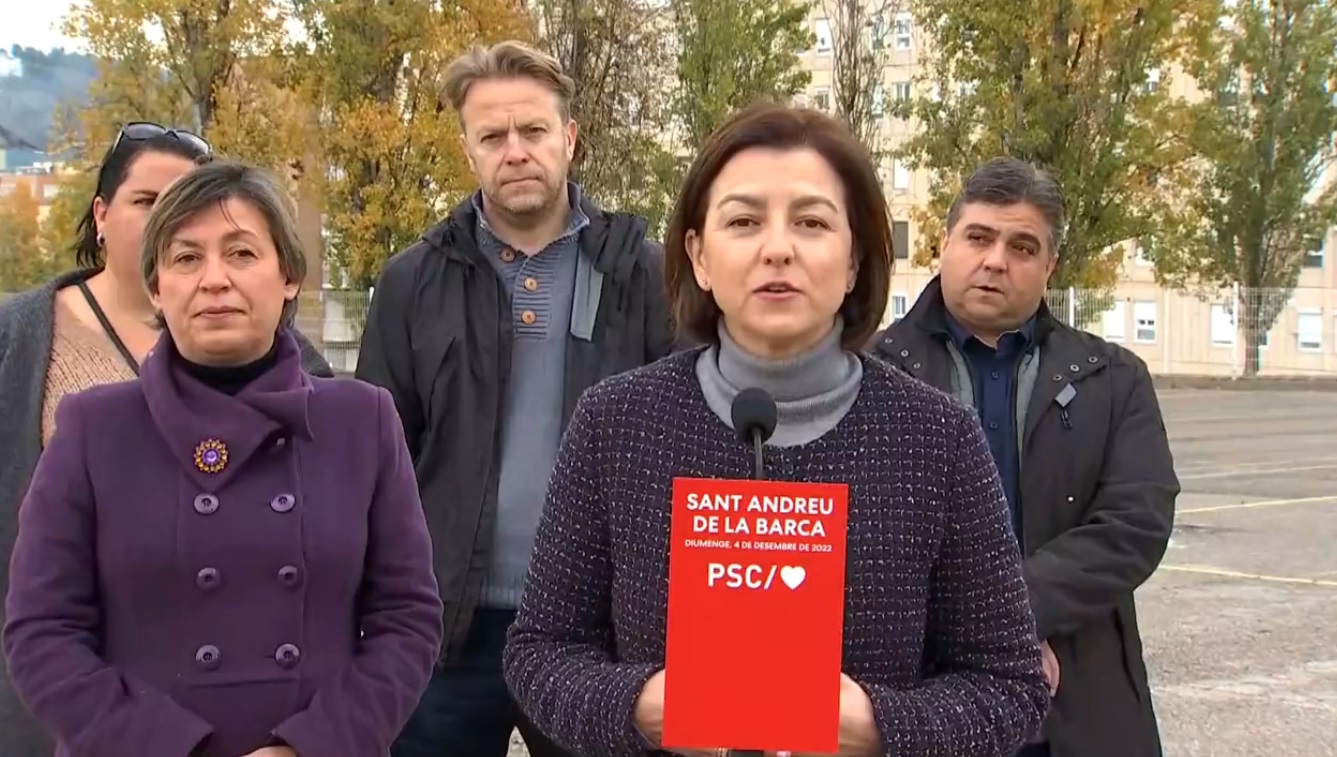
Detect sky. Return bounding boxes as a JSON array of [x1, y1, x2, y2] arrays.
[[1, 2, 83, 57]]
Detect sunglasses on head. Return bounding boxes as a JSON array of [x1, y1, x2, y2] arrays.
[[111, 121, 213, 155], [96, 121, 213, 196]]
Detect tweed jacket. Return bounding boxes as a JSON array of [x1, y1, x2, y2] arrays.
[[503, 348, 1050, 757]]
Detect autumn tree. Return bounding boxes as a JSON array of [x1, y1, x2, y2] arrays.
[[669, 0, 815, 151], [896, 0, 1215, 289], [38, 165, 99, 268], [1155, 0, 1337, 376], [824, 0, 901, 156], [288, 0, 532, 287], [60, 0, 304, 169], [531, 0, 679, 234], [0, 182, 60, 292]]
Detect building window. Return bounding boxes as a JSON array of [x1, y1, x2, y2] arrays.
[[1133, 301, 1157, 343], [1145, 68, 1161, 93], [1303, 241, 1324, 268], [891, 160, 911, 191], [815, 19, 833, 53], [813, 87, 831, 111], [893, 13, 912, 50], [892, 220, 909, 260], [1297, 309, 1322, 351], [1219, 73, 1240, 107], [1256, 327, 1270, 349], [891, 292, 908, 322], [870, 15, 887, 50], [892, 82, 911, 101], [871, 85, 886, 117], [1210, 303, 1235, 345], [1102, 301, 1126, 342], [1133, 237, 1151, 265]]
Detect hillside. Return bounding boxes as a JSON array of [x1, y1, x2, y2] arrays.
[[0, 45, 96, 150]]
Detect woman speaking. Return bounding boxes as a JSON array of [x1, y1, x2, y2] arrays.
[[503, 102, 1049, 757], [3, 162, 443, 757]]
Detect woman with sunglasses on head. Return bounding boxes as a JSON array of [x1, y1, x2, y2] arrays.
[[0, 123, 334, 757]]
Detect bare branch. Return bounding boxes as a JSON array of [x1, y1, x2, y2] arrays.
[[822, 0, 901, 157]]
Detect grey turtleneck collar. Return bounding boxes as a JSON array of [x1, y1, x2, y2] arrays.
[[695, 318, 864, 447]]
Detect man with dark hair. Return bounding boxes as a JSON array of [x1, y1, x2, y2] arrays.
[[872, 156, 1178, 757], [355, 38, 674, 757]]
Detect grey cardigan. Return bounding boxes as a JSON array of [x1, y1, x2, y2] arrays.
[[0, 269, 335, 757]]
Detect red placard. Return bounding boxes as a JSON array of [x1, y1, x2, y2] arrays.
[[662, 477, 849, 754]]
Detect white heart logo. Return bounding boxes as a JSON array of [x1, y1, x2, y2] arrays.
[[780, 566, 806, 590]]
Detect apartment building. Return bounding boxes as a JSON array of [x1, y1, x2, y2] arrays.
[[794, 4, 1337, 377], [0, 166, 63, 223]]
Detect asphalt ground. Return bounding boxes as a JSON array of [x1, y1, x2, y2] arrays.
[[509, 387, 1337, 756], [1140, 388, 1337, 756]]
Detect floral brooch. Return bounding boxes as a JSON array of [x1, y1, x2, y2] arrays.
[[193, 439, 229, 474]]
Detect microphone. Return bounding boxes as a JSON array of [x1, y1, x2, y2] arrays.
[[731, 387, 777, 482], [702, 389, 774, 757]]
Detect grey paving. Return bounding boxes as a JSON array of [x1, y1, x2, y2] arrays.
[[1140, 389, 1337, 757]]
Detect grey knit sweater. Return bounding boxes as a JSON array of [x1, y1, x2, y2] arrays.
[[0, 270, 334, 757], [503, 347, 1049, 757]]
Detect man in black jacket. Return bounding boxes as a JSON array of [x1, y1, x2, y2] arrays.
[[355, 40, 674, 757], [872, 157, 1178, 757]]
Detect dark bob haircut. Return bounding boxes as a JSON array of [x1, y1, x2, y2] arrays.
[[663, 101, 894, 351]]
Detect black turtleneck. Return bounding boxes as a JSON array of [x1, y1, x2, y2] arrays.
[[179, 339, 280, 396]]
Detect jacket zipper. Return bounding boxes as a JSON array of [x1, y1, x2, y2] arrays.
[[1012, 356, 1028, 554]]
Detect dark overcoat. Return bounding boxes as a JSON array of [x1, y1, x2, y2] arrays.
[[3, 329, 443, 757], [872, 277, 1179, 757]]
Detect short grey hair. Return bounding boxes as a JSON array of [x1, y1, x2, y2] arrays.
[[946, 157, 1066, 255], [141, 161, 308, 328]]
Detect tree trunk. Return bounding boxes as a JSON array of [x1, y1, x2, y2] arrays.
[[1240, 294, 1264, 378], [1243, 332, 1262, 377]]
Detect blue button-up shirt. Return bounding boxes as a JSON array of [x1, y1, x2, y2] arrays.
[[944, 314, 1036, 536]]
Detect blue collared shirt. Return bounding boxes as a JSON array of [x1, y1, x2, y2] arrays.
[[944, 314, 1036, 535]]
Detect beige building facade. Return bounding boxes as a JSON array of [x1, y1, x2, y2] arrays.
[[0, 169, 62, 224]]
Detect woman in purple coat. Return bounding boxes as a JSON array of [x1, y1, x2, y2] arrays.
[[3, 161, 445, 757]]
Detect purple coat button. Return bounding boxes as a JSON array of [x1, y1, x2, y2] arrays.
[[196, 567, 220, 590], [270, 493, 295, 513], [277, 565, 300, 587], [274, 643, 300, 669], [195, 644, 221, 670], [193, 494, 219, 515]]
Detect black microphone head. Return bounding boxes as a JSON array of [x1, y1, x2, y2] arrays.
[[731, 387, 778, 443]]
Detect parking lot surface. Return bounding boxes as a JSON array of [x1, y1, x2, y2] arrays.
[[1141, 388, 1337, 757]]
